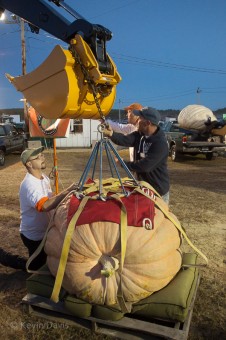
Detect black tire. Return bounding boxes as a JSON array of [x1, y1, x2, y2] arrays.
[[206, 153, 215, 161], [170, 145, 180, 162], [0, 150, 5, 166]]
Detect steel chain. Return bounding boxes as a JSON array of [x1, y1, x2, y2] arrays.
[[69, 44, 112, 122]]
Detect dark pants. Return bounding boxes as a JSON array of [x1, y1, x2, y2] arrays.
[[20, 233, 47, 270], [0, 247, 27, 271]]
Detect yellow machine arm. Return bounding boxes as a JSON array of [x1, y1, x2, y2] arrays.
[[1, 0, 121, 119], [6, 35, 121, 119]]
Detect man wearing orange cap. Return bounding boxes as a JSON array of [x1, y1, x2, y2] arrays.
[[105, 103, 143, 161], [103, 107, 170, 204]]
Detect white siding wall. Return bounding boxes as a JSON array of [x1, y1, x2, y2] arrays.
[[56, 119, 100, 148], [11, 115, 21, 123]]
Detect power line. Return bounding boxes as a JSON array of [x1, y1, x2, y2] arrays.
[[121, 89, 195, 102], [2, 27, 226, 75], [120, 87, 226, 108], [111, 52, 226, 75], [0, 29, 20, 37], [88, 0, 141, 20], [201, 86, 226, 90]]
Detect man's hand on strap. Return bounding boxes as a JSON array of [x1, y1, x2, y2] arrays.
[[102, 124, 113, 137]]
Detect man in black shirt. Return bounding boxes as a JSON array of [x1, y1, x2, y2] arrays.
[[103, 107, 170, 204]]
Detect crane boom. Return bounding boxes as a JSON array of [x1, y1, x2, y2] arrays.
[[0, 0, 112, 73], [0, 0, 121, 120]]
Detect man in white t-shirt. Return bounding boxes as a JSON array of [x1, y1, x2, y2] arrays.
[[105, 103, 143, 161], [19, 146, 77, 270]]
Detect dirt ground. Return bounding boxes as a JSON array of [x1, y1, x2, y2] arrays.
[[0, 148, 225, 340]]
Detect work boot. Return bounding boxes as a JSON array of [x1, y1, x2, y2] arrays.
[[0, 247, 27, 271]]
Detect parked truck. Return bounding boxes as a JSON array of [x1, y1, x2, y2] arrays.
[[162, 121, 226, 161], [0, 123, 26, 165]]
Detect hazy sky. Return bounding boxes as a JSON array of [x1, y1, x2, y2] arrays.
[[0, 0, 226, 112]]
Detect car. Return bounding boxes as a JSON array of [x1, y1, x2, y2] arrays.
[[162, 121, 226, 161], [0, 123, 26, 166]]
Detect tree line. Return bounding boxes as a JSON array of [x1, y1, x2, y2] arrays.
[[0, 107, 225, 122], [108, 108, 225, 121]]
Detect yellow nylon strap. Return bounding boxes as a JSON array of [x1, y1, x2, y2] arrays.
[[111, 194, 132, 313], [82, 177, 135, 195], [83, 184, 99, 194], [25, 191, 73, 274], [25, 220, 53, 275], [50, 195, 90, 302], [102, 177, 123, 185], [82, 177, 117, 192], [135, 186, 208, 265], [26, 208, 60, 274]]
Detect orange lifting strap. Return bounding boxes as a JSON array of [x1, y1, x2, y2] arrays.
[[6, 34, 121, 120]]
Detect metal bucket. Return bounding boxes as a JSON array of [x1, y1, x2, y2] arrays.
[[6, 35, 121, 120]]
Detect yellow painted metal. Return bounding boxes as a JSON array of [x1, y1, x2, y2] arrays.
[[5, 34, 121, 119]]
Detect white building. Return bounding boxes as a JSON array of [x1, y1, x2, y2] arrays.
[[56, 119, 100, 148], [0, 114, 20, 123]]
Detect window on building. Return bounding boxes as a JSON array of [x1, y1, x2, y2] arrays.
[[70, 119, 83, 133]]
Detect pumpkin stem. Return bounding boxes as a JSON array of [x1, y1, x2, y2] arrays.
[[99, 255, 119, 278]]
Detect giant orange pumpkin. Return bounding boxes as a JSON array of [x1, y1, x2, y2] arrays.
[[45, 181, 182, 308]]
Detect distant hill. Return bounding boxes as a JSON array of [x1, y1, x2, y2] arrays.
[[107, 107, 226, 122]]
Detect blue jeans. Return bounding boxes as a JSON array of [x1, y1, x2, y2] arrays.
[[161, 191, 169, 205]]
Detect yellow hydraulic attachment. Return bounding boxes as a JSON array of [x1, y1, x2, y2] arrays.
[[6, 34, 121, 120]]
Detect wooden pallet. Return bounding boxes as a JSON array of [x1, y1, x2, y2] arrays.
[[22, 274, 200, 340]]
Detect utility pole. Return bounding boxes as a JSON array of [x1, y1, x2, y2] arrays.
[[20, 18, 28, 121], [21, 19, 26, 76], [196, 87, 202, 104], [1, 14, 27, 120], [118, 99, 121, 122], [1, 14, 26, 76]]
